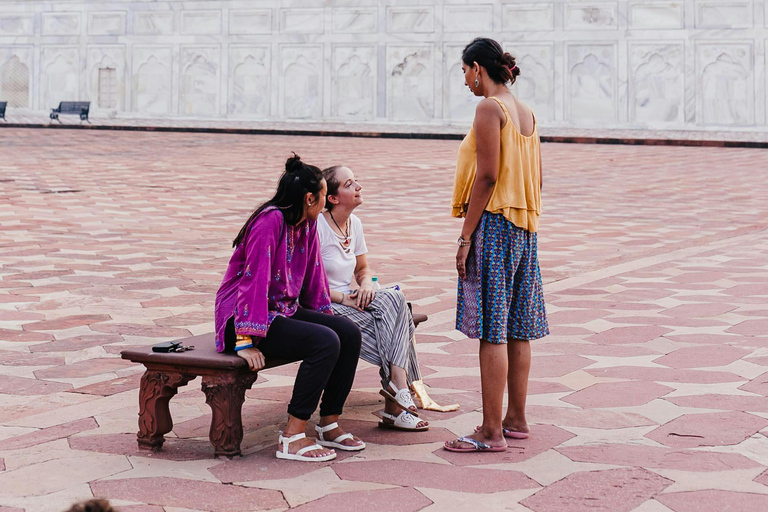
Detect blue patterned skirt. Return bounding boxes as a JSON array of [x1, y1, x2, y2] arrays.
[[456, 212, 549, 343]]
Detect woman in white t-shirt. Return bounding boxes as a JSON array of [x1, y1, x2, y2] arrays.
[[317, 165, 432, 431]]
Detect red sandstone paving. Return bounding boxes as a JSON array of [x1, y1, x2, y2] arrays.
[[586, 367, 744, 384], [562, 381, 674, 408], [657, 490, 768, 512], [91, 477, 286, 511], [654, 346, 751, 369], [586, 326, 673, 345], [69, 433, 216, 461], [0, 375, 72, 395], [521, 468, 672, 512], [29, 334, 125, 353], [0, 351, 65, 367], [727, 319, 768, 336], [291, 488, 431, 512], [67, 373, 143, 396], [0, 418, 98, 451], [646, 411, 768, 448], [666, 394, 768, 413], [33, 358, 133, 379], [739, 372, 768, 396]]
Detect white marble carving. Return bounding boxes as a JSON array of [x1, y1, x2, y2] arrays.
[[229, 46, 270, 118], [565, 3, 618, 30], [42, 13, 80, 36], [443, 5, 494, 33], [0, 47, 32, 108], [0, 15, 34, 36], [630, 44, 684, 123], [88, 12, 127, 36], [281, 9, 324, 34], [87, 46, 125, 111], [629, 2, 685, 29], [41, 47, 80, 109], [134, 12, 174, 35], [229, 10, 272, 34], [697, 43, 754, 125], [695, 1, 753, 29], [179, 46, 219, 117], [567, 44, 617, 123], [443, 44, 479, 123], [509, 44, 555, 123], [132, 46, 172, 115], [333, 46, 376, 119], [332, 8, 377, 33], [181, 11, 221, 35], [281, 45, 322, 119], [502, 4, 554, 31], [387, 45, 434, 121], [387, 7, 434, 33]]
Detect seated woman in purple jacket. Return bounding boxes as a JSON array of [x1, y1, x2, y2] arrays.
[[214, 154, 365, 462]]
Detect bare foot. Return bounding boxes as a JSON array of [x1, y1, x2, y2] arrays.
[[281, 433, 334, 458], [444, 431, 505, 450], [502, 420, 530, 435]]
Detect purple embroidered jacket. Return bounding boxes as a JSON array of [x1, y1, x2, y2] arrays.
[[214, 207, 332, 352]]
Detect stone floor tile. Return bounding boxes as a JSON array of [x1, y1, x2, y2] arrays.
[[416, 487, 539, 512], [90, 477, 286, 512], [654, 346, 751, 369], [0, 375, 72, 396], [646, 411, 768, 448], [289, 487, 430, 512], [562, 381, 674, 408], [656, 490, 768, 512], [69, 433, 215, 462], [0, 418, 98, 451]]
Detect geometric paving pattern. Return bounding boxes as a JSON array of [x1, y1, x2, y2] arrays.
[[1, 129, 768, 511]]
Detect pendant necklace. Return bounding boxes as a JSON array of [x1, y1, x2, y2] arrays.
[[328, 211, 351, 253]]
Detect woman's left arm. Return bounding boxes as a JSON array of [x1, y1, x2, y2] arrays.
[[354, 253, 375, 309], [456, 99, 502, 278]]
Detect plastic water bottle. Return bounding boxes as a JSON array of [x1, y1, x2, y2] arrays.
[[371, 276, 381, 291]]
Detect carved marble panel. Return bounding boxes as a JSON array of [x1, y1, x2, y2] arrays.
[[567, 44, 617, 123], [228, 45, 270, 117], [502, 3, 555, 31], [564, 3, 618, 30], [332, 45, 376, 119], [88, 12, 127, 36], [508, 44, 555, 123], [443, 44, 479, 122], [696, 42, 754, 125], [281, 45, 322, 119], [179, 46, 219, 117], [695, 1, 753, 29], [87, 45, 125, 110], [134, 12, 174, 35], [0, 46, 32, 108], [443, 5, 494, 33], [332, 8, 377, 33], [629, 43, 684, 123], [229, 9, 272, 35], [387, 7, 434, 33], [181, 11, 221, 35], [41, 46, 80, 108], [0, 14, 34, 36], [387, 45, 434, 121], [280, 9, 324, 34], [132, 46, 172, 115], [628, 2, 685, 29], [42, 12, 80, 36]]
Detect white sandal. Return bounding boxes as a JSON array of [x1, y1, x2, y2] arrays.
[[275, 432, 336, 462], [315, 422, 366, 451], [378, 410, 429, 432], [380, 382, 419, 416]]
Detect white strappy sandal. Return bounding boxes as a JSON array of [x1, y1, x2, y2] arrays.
[[378, 410, 429, 432], [380, 382, 419, 416], [315, 422, 366, 451], [275, 432, 336, 462]]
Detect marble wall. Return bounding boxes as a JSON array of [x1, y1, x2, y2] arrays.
[[0, 0, 767, 130]]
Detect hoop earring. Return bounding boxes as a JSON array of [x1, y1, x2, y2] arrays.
[[474, 77, 479, 88]]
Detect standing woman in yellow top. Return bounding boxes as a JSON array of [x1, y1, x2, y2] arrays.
[[444, 38, 549, 453]]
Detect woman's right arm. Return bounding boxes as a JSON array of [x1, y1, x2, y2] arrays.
[[329, 288, 362, 310]]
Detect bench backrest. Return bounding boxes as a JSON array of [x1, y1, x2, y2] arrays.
[[57, 101, 90, 113]]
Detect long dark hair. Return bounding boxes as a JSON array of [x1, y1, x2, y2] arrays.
[[462, 37, 521, 85], [232, 153, 324, 247], [321, 165, 344, 211]]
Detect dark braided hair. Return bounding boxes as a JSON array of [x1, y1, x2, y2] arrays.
[[462, 37, 520, 85], [232, 153, 324, 247]]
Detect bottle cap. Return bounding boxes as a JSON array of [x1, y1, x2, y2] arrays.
[[372, 276, 378, 282]]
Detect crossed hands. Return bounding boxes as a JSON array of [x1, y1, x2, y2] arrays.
[[341, 283, 375, 311]]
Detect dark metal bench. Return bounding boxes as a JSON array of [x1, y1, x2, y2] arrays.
[[0, 102, 6, 121], [50, 101, 90, 123], [121, 312, 428, 458]]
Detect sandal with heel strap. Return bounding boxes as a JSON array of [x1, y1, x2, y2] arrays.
[[315, 422, 366, 451], [275, 432, 336, 462], [380, 382, 419, 416], [376, 410, 429, 432]]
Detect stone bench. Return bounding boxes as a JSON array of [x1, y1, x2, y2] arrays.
[[121, 312, 428, 458]]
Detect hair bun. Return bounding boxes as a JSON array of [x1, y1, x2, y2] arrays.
[[285, 152, 303, 174]]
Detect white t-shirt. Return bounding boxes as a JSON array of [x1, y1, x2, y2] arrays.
[[317, 212, 368, 293]]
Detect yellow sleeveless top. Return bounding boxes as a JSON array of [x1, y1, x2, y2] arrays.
[[451, 96, 542, 232]]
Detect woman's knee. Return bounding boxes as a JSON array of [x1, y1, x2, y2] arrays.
[[311, 325, 341, 359], [335, 317, 362, 348]]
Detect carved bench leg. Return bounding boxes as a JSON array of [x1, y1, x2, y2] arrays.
[[137, 370, 193, 451], [202, 372, 258, 458]]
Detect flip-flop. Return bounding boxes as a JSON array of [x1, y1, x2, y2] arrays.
[[475, 425, 530, 440], [443, 436, 507, 452]]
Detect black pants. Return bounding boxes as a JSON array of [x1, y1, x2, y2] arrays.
[[226, 308, 362, 420]]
